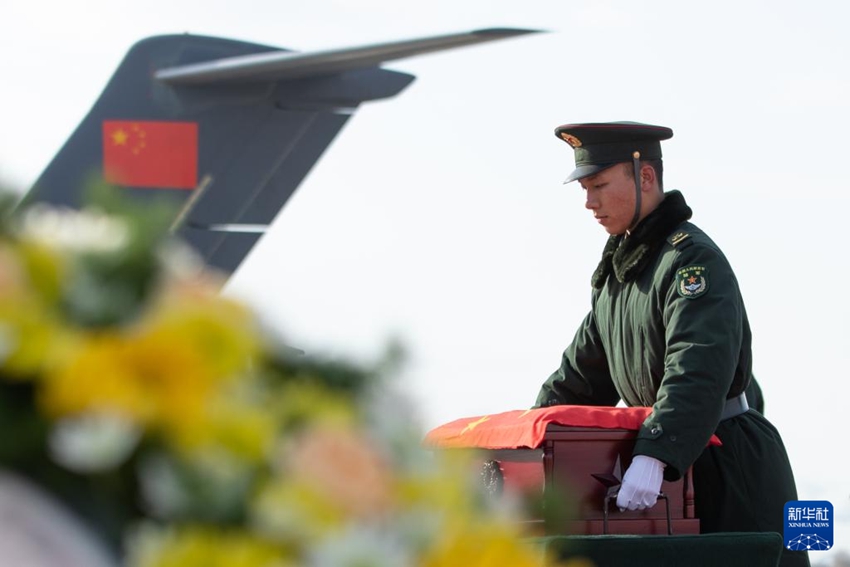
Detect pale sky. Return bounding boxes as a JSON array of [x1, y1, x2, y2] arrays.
[[2, 0, 849, 561]]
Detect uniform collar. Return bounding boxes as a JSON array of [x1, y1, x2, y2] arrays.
[[591, 190, 693, 288]]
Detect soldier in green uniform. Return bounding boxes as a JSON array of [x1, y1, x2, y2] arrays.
[[534, 122, 807, 567]]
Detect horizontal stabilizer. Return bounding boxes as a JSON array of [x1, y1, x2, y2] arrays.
[[155, 28, 541, 85]]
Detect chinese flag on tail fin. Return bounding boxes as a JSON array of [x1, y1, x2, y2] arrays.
[[102, 120, 198, 189]]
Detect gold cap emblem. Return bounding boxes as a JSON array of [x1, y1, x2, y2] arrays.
[[560, 133, 582, 147]]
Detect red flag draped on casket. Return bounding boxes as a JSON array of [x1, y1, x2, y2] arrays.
[[423, 405, 721, 449]]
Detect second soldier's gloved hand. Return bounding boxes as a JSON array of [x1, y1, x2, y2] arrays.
[[616, 455, 666, 511]]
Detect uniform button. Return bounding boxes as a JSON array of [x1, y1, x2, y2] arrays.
[[651, 427, 659, 435], [670, 435, 677, 442]]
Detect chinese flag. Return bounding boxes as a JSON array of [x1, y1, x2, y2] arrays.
[[423, 406, 722, 449], [102, 120, 198, 189]]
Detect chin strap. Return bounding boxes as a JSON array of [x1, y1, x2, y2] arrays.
[[628, 151, 642, 232]]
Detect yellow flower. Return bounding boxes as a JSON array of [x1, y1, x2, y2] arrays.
[[39, 329, 216, 442], [0, 296, 67, 377], [0, 241, 69, 377], [204, 394, 278, 462], [396, 450, 482, 519], [15, 238, 66, 304], [146, 285, 260, 379], [38, 285, 266, 449], [271, 381, 358, 432], [128, 525, 291, 567], [421, 522, 548, 567], [0, 243, 28, 297], [251, 478, 347, 541]]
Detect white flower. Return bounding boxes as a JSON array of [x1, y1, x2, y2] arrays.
[[136, 454, 190, 519], [306, 524, 414, 567], [361, 382, 432, 474], [47, 413, 141, 473], [390, 508, 444, 554], [156, 239, 209, 281], [19, 205, 129, 253], [138, 448, 256, 521]]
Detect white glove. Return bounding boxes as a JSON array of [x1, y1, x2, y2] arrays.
[[616, 455, 666, 511]]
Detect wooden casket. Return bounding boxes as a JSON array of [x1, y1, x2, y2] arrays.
[[424, 406, 711, 537]]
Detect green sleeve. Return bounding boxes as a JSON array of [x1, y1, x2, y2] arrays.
[[534, 309, 620, 408], [634, 244, 742, 480]]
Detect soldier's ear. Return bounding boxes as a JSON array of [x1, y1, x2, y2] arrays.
[[640, 164, 656, 191]]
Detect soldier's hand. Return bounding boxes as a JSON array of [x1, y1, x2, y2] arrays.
[[616, 455, 665, 511]]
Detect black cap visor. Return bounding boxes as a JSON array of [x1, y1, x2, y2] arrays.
[[563, 162, 621, 184]]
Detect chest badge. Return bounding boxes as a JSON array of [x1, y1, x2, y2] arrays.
[[676, 265, 709, 299]]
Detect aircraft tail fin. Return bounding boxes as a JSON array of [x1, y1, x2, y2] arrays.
[[20, 28, 541, 275]]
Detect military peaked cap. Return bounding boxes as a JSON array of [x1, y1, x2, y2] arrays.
[[554, 121, 674, 183]]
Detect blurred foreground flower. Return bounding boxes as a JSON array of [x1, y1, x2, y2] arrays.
[[0, 189, 578, 566]]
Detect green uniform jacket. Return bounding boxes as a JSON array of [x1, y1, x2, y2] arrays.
[[535, 190, 752, 478], [534, 191, 807, 567]]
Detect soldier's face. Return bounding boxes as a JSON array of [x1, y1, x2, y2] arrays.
[[580, 164, 635, 235]]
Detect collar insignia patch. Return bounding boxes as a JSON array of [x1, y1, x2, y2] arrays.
[[560, 133, 582, 147], [668, 231, 690, 246], [676, 265, 709, 299]]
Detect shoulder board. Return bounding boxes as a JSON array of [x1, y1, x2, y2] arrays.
[[667, 231, 693, 248]]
